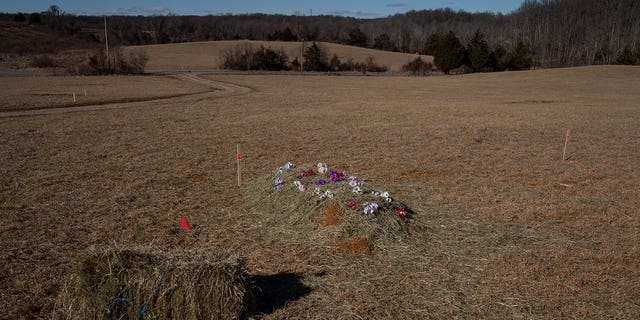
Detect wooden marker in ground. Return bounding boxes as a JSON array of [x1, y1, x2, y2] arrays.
[[236, 144, 242, 187], [73, 92, 76, 103], [562, 129, 570, 160], [84, 88, 87, 97]]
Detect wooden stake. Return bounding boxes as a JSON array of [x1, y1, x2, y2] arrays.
[[236, 144, 242, 187], [562, 129, 570, 160], [73, 92, 76, 103], [84, 88, 87, 97]]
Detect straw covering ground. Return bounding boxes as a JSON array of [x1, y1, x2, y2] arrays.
[[244, 162, 419, 253]]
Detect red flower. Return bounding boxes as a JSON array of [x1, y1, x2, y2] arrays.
[[302, 169, 316, 177], [394, 208, 408, 217]]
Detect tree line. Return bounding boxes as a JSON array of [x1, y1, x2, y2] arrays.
[[221, 42, 387, 73], [2, 0, 639, 68]]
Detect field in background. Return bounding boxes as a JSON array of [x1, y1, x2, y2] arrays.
[[0, 75, 211, 111], [126, 40, 431, 72], [1, 65, 639, 319]]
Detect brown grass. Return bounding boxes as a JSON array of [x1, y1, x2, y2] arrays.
[[0, 75, 211, 111], [0, 65, 639, 319], [126, 40, 431, 72]]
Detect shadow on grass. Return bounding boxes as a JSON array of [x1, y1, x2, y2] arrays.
[[250, 272, 312, 316]]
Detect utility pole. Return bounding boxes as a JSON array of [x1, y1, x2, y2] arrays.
[[104, 16, 110, 71], [301, 38, 305, 75]]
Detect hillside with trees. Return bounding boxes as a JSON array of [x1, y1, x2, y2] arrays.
[[1, 0, 639, 71]]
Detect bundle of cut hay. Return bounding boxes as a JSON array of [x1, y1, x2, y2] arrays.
[[244, 162, 420, 253], [53, 246, 253, 320]]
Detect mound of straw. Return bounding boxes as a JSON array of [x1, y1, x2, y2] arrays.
[[53, 246, 252, 320], [244, 162, 418, 251]]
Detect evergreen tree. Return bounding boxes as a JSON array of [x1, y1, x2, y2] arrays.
[[490, 45, 507, 71], [303, 42, 328, 71], [252, 46, 289, 70], [347, 27, 368, 47], [613, 45, 638, 65], [506, 41, 532, 70], [433, 31, 466, 74], [420, 33, 441, 55], [467, 30, 491, 72]]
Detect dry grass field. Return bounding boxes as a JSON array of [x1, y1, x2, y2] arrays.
[[1, 65, 639, 319], [126, 40, 430, 72], [0, 75, 211, 112]]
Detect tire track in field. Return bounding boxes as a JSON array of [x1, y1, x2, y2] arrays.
[[0, 74, 251, 118]]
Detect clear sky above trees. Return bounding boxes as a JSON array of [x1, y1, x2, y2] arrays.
[[3, 0, 522, 17]]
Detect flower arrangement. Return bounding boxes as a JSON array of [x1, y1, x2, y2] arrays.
[[271, 161, 411, 220]]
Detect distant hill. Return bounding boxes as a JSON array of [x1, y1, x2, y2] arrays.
[[0, 21, 95, 55], [126, 40, 432, 72]]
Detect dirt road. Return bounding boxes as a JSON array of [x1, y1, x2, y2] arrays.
[[0, 73, 250, 118]]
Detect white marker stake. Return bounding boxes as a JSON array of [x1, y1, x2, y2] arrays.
[[73, 92, 76, 103], [236, 144, 242, 187], [562, 129, 570, 160]]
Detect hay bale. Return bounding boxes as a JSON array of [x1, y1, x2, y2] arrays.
[[53, 246, 252, 320]]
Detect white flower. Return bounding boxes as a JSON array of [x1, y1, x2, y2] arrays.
[[381, 191, 390, 199], [372, 191, 380, 197], [317, 162, 328, 174], [363, 202, 379, 215], [293, 180, 301, 186], [321, 190, 334, 199], [284, 162, 295, 169], [273, 177, 284, 190], [385, 197, 393, 203], [313, 187, 323, 195], [352, 186, 363, 194]]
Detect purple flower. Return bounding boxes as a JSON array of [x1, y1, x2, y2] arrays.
[[315, 179, 326, 185], [328, 170, 345, 183]]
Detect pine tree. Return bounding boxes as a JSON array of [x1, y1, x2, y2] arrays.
[[433, 31, 466, 74], [613, 45, 639, 65], [506, 41, 532, 70], [303, 42, 328, 71], [420, 33, 441, 55], [467, 30, 491, 72]]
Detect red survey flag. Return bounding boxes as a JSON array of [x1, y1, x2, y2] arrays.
[[180, 215, 191, 231], [236, 153, 242, 160]]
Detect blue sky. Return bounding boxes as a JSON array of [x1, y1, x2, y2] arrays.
[[2, 1, 524, 18]]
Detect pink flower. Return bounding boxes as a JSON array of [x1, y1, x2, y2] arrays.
[[298, 184, 307, 192], [347, 200, 360, 208]]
